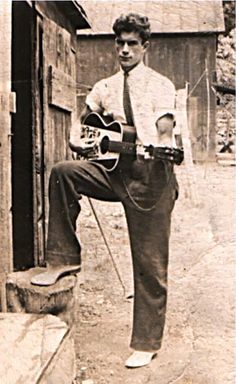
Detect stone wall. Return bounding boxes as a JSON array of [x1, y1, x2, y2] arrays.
[[216, 27, 235, 152]]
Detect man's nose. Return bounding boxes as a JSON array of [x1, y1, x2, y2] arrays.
[[122, 42, 129, 54]]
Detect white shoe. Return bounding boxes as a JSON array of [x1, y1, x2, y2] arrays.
[[30, 264, 81, 286], [125, 350, 157, 368]]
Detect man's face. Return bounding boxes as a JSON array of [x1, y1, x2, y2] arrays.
[[115, 31, 149, 71]]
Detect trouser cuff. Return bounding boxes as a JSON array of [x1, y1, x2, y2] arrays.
[[46, 250, 81, 266]]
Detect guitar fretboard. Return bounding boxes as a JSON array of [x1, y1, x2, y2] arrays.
[[105, 140, 136, 155]]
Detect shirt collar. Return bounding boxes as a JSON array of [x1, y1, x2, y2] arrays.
[[120, 61, 145, 79]]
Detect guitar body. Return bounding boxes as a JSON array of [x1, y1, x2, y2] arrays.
[[77, 112, 184, 170], [81, 112, 136, 171]]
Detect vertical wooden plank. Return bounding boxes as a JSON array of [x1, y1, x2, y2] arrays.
[[0, 0, 13, 308], [208, 36, 217, 160], [176, 87, 199, 207], [41, 17, 77, 247], [33, 15, 46, 265], [188, 96, 201, 161]]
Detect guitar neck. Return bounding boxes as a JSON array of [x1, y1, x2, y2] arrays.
[[105, 140, 136, 155], [106, 140, 183, 164]]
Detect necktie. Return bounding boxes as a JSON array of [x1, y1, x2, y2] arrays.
[[123, 72, 134, 126]]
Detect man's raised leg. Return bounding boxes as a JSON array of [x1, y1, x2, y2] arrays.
[[31, 160, 119, 286]]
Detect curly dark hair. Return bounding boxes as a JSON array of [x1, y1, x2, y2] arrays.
[[112, 13, 151, 43]]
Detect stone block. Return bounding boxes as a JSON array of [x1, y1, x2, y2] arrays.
[[0, 313, 75, 384], [6, 268, 78, 327]]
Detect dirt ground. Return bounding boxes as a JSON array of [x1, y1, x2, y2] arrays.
[[73, 163, 235, 384]]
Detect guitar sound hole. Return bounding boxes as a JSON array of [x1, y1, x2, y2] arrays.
[[100, 136, 109, 154]]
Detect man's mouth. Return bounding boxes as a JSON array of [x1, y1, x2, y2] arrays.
[[120, 56, 131, 61]]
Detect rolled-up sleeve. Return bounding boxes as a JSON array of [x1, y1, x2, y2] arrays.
[[154, 79, 176, 122], [86, 80, 105, 112]]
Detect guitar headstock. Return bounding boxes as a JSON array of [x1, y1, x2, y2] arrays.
[[146, 146, 184, 165]]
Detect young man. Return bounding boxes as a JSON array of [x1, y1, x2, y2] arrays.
[[32, 13, 179, 368]]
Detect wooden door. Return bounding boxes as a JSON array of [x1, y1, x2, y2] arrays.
[[0, 1, 13, 298], [11, 1, 34, 269], [33, 14, 46, 265]]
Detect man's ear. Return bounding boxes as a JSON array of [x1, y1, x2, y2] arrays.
[[143, 41, 150, 51]]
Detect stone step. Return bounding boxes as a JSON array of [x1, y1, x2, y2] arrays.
[[6, 268, 78, 327], [0, 313, 75, 384]]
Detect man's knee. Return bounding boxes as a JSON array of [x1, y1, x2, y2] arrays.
[[50, 160, 78, 179]]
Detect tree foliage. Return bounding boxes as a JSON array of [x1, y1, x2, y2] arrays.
[[223, 0, 235, 34]]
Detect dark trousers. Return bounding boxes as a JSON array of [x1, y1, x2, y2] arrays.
[[46, 158, 178, 351]]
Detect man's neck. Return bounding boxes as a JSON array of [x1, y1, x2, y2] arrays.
[[121, 61, 144, 74]]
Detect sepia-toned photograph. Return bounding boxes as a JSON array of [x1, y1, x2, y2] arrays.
[[0, 1, 235, 383]]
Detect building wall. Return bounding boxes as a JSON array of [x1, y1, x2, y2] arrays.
[[0, 1, 87, 289], [77, 34, 217, 160], [35, 1, 78, 46], [32, 2, 78, 264], [11, 1, 35, 270], [10, 1, 79, 269], [149, 34, 216, 161], [0, 1, 13, 308]]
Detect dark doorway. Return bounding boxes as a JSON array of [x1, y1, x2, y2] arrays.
[[11, 1, 34, 269]]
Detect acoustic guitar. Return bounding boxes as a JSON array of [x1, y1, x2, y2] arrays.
[[70, 112, 184, 171]]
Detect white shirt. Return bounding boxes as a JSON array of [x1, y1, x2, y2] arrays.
[[86, 62, 176, 146]]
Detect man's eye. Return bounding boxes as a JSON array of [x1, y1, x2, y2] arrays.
[[115, 39, 139, 46], [128, 40, 139, 46], [116, 39, 124, 46]]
